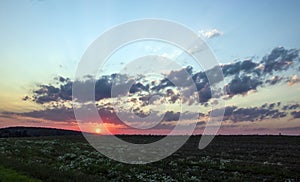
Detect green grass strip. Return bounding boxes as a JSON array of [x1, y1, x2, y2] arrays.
[[0, 165, 41, 182]]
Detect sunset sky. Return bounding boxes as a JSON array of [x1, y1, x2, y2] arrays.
[[0, 0, 300, 135]]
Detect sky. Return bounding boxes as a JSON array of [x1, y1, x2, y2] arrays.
[[0, 0, 300, 135]]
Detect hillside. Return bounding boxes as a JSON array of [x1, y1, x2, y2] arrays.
[[0, 126, 82, 137]]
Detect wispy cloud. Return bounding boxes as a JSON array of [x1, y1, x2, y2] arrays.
[[200, 29, 223, 39]]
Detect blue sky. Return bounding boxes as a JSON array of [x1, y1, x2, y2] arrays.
[[1, 2, 298, 78], [0, 0, 300, 134], [1, 0, 300, 72], [0, 0, 299, 88]]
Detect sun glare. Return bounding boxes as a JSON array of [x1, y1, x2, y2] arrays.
[[95, 128, 102, 134]]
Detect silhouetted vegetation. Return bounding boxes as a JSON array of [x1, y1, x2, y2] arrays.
[[0, 127, 82, 138]]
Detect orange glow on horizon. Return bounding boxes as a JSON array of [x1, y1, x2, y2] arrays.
[[76, 121, 126, 134], [95, 128, 102, 134]]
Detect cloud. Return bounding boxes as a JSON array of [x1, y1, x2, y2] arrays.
[[225, 76, 262, 96], [234, 108, 286, 122], [261, 47, 298, 73], [26, 73, 151, 104], [3, 107, 75, 122], [209, 103, 287, 122], [27, 80, 73, 104], [284, 103, 300, 110], [291, 111, 300, 118], [151, 66, 193, 91], [162, 111, 202, 122], [223, 106, 238, 116], [222, 60, 259, 77], [200, 29, 223, 39], [279, 126, 300, 131], [288, 75, 299, 86], [25, 47, 300, 107], [129, 82, 149, 93], [266, 76, 282, 85], [197, 84, 212, 103], [4, 45, 299, 135], [21, 46, 300, 130]]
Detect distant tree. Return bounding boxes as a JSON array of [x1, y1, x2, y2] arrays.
[[22, 130, 28, 137]]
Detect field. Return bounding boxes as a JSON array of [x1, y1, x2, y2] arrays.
[[0, 135, 299, 181]]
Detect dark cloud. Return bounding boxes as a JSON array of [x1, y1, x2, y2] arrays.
[[226, 76, 262, 95], [269, 103, 275, 109], [270, 111, 287, 119], [282, 105, 288, 110], [54, 76, 70, 83], [192, 71, 208, 90], [0, 113, 15, 119], [291, 111, 300, 118], [163, 111, 180, 121], [151, 78, 175, 91], [282, 103, 300, 110], [27, 78, 73, 104], [27, 73, 151, 104], [230, 107, 286, 122], [221, 60, 258, 77], [59, 81, 73, 101], [288, 104, 300, 110], [4, 107, 75, 121], [261, 47, 299, 73], [94, 77, 112, 99], [197, 84, 212, 103], [219, 47, 299, 93], [160, 111, 203, 122], [191, 72, 212, 103], [277, 102, 281, 107], [22, 96, 30, 101], [32, 85, 61, 104], [207, 106, 237, 122], [240, 60, 258, 72], [261, 103, 268, 108], [215, 106, 237, 117], [209, 104, 287, 122], [222, 62, 241, 77], [151, 66, 193, 91], [279, 126, 300, 131], [265, 76, 282, 85], [129, 82, 149, 93]]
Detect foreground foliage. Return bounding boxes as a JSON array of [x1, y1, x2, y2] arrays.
[[0, 165, 41, 182], [0, 135, 299, 181]]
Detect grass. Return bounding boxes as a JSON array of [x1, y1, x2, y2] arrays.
[[0, 165, 41, 182]]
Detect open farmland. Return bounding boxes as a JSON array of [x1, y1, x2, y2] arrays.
[[0, 135, 299, 181]]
